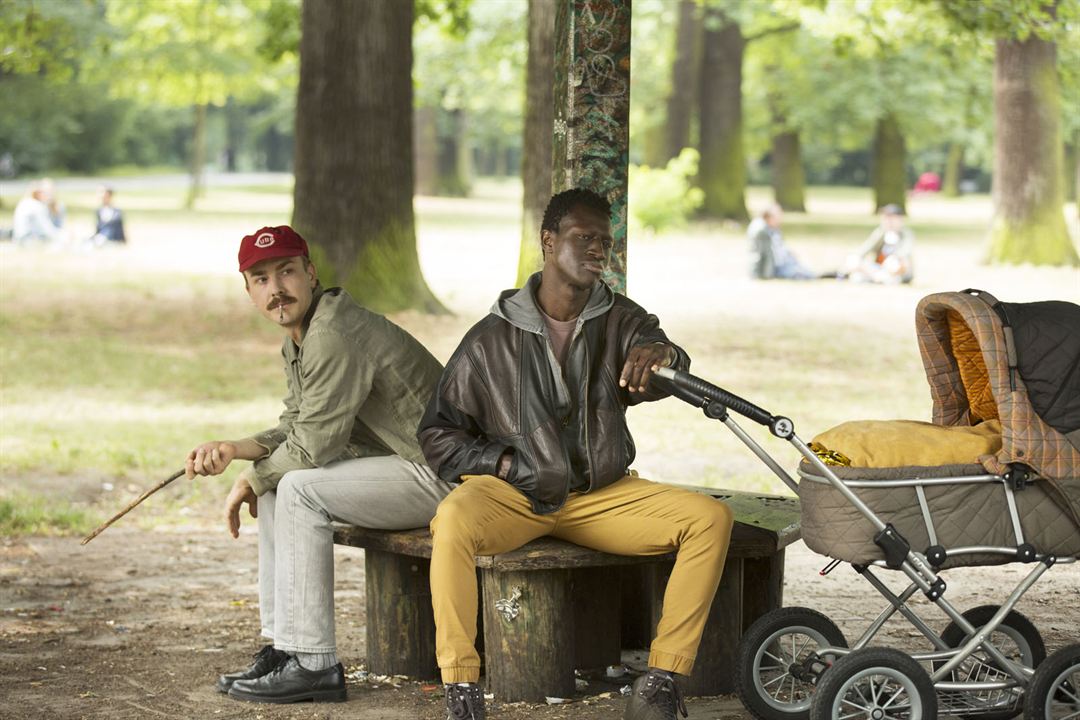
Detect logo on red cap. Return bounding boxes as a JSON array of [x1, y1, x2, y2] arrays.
[[238, 226, 309, 272]]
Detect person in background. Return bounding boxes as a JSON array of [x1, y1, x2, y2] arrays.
[[88, 186, 127, 247], [12, 180, 64, 247], [747, 203, 817, 280], [845, 204, 914, 284]]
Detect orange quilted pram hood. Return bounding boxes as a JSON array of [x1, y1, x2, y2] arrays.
[[916, 290, 1080, 526]]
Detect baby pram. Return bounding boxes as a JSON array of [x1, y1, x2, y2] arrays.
[[654, 289, 1080, 720]]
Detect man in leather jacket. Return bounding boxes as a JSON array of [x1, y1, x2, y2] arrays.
[[419, 189, 734, 720]]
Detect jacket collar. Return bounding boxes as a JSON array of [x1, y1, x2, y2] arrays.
[[492, 272, 614, 334], [285, 285, 326, 359]]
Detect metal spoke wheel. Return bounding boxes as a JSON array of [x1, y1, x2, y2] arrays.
[[939, 605, 1046, 720], [1024, 644, 1080, 720], [736, 607, 848, 720], [810, 647, 937, 720]]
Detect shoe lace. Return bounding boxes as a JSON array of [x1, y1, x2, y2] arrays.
[[253, 645, 288, 671], [446, 684, 483, 720], [640, 671, 688, 719]]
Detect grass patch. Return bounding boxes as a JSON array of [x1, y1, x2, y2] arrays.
[[1, 175, 1075, 519], [0, 493, 98, 536]]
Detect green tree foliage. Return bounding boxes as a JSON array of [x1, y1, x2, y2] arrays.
[[414, 1, 526, 195], [937, 0, 1078, 265], [628, 149, 704, 233], [105, 0, 272, 207]]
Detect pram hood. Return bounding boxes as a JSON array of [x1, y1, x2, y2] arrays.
[[916, 289, 1080, 525]]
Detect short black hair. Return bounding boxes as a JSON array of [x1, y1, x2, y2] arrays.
[[541, 188, 611, 234]]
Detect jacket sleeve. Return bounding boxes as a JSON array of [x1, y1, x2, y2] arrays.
[[251, 346, 300, 457], [624, 307, 691, 405], [249, 329, 376, 495], [417, 354, 510, 484]]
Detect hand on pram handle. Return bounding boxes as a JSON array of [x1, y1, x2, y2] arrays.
[[653, 367, 794, 439]]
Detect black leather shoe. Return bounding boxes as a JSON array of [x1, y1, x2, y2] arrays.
[[228, 656, 346, 703], [215, 644, 288, 693]]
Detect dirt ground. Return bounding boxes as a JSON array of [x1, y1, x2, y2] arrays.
[[2, 508, 1077, 720]]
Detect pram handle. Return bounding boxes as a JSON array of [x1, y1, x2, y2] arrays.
[[654, 367, 775, 428]]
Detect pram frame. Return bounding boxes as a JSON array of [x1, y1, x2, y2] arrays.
[[654, 366, 1076, 716]]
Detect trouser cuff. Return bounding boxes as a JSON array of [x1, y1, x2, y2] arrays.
[[648, 648, 695, 676], [441, 666, 481, 684]]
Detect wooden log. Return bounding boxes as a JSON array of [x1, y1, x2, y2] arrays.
[[741, 549, 785, 632], [482, 567, 575, 703], [364, 549, 438, 680], [571, 566, 622, 669]]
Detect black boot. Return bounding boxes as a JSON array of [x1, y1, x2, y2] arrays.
[[623, 668, 689, 720], [445, 682, 486, 720], [227, 656, 346, 703], [215, 644, 288, 693]]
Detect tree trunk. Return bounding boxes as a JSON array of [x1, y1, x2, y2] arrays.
[[414, 105, 438, 196], [771, 130, 806, 212], [261, 124, 291, 172], [943, 142, 963, 197], [517, 0, 556, 286], [1062, 130, 1077, 216], [871, 112, 907, 213], [664, 0, 699, 163], [292, 0, 445, 313], [185, 102, 207, 210], [698, 10, 748, 222], [989, 32, 1077, 265], [551, 0, 632, 294]]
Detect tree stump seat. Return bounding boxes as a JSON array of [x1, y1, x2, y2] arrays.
[[333, 486, 801, 703]]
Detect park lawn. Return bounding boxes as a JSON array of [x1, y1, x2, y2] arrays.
[[1, 178, 1077, 535]]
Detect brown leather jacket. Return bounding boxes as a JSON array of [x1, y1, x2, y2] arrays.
[[417, 274, 689, 514]]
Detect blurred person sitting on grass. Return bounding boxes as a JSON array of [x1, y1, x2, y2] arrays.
[[86, 186, 126, 247], [844, 203, 914, 284], [12, 180, 65, 247], [747, 203, 818, 280], [183, 225, 453, 705]]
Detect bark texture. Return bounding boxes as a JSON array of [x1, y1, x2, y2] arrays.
[[698, 11, 748, 222], [989, 33, 1077, 265], [871, 112, 907, 213], [943, 142, 963, 197], [292, 0, 445, 313], [551, 0, 632, 294], [414, 105, 438, 196], [664, 0, 699, 163], [771, 130, 806, 212], [517, 0, 556, 286], [185, 102, 207, 210]]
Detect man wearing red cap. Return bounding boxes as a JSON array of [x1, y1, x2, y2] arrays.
[[184, 226, 451, 704]]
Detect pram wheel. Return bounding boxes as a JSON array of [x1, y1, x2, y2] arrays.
[[940, 605, 1046, 671], [1023, 644, 1080, 720], [736, 607, 848, 720], [810, 647, 937, 720], [938, 604, 1046, 719]]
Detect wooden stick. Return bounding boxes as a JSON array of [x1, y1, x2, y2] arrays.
[[81, 469, 185, 545]]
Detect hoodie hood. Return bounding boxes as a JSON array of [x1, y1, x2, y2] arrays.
[[492, 272, 614, 333]]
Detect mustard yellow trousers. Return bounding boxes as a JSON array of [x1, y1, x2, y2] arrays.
[[429, 474, 734, 683]]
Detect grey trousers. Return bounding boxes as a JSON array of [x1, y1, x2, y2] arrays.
[[256, 455, 453, 653]]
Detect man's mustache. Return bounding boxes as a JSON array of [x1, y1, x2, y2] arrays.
[[267, 295, 297, 311]]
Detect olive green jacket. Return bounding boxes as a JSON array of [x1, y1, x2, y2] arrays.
[[249, 286, 443, 496]]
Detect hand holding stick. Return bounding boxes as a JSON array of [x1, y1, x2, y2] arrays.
[[81, 469, 185, 545]]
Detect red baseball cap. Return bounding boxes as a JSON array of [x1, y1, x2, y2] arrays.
[[238, 225, 309, 272]]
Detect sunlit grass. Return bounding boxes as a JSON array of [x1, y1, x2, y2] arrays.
[[1, 176, 1076, 535], [0, 493, 98, 536]]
